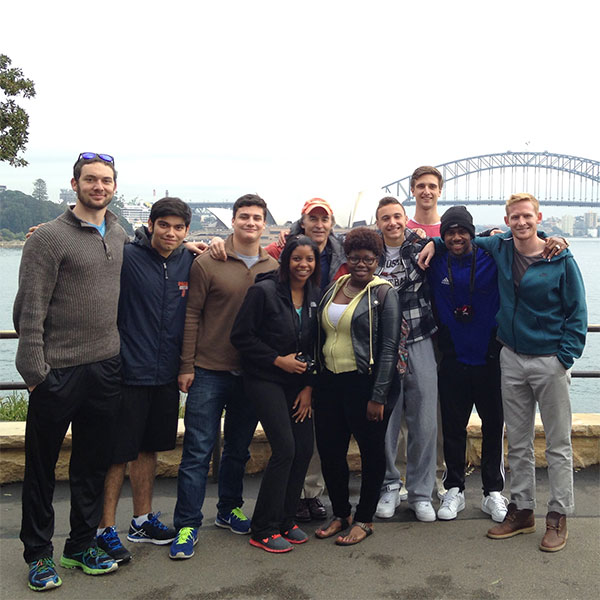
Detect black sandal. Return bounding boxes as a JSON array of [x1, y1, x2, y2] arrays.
[[315, 516, 351, 539], [334, 521, 373, 546]]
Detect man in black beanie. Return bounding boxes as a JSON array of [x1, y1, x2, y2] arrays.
[[427, 206, 508, 523]]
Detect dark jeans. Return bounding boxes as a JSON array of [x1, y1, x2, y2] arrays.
[[20, 356, 121, 563], [244, 377, 313, 539], [314, 371, 391, 523], [174, 368, 258, 529], [438, 355, 505, 494]]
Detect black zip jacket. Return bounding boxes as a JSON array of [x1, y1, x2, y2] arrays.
[[317, 277, 401, 404], [230, 270, 320, 385], [118, 226, 194, 385]]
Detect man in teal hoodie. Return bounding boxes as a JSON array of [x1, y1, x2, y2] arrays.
[[461, 193, 586, 553]]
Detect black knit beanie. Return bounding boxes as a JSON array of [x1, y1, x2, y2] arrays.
[[440, 206, 475, 239]]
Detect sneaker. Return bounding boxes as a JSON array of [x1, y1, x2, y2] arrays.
[[249, 534, 293, 553], [127, 512, 177, 545], [28, 557, 62, 592], [398, 483, 408, 502], [375, 484, 401, 519], [307, 497, 327, 520], [281, 525, 308, 544], [215, 507, 251, 534], [408, 501, 437, 522], [481, 492, 509, 523], [295, 499, 311, 522], [169, 527, 198, 560], [540, 512, 568, 552], [437, 487, 465, 520], [487, 503, 535, 539], [97, 526, 132, 563], [60, 546, 118, 575]]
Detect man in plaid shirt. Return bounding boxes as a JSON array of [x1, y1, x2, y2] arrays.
[[374, 196, 439, 523]]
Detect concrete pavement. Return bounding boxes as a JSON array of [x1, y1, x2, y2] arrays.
[[1, 466, 599, 600]]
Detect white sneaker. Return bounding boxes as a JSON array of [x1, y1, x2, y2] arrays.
[[437, 487, 465, 520], [436, 481, 448, 500], [375, 485, 401, 518], [481, 492, 509, 522], [398, 483, 408, 502], [408, 501, 436, 522]]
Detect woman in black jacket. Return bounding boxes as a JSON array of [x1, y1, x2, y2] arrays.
[[231, 235, 321, 553], [314, 227, 401, 546]]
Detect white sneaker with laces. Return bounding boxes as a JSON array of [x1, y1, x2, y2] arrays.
[[408, 501, 437, 522], [375, 484, 401, 518], [437, 487, 465, 520], [481, 492, 509, 522]]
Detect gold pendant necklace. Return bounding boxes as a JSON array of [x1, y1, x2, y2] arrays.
[[342, 280, 361, 299]]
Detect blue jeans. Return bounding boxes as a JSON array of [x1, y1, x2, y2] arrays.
[[173, 368, 258, 529]]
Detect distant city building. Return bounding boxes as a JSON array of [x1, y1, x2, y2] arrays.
[[584, 211, 598, 229], [59, 188, 76, 204], [561, 214, 575, 236]]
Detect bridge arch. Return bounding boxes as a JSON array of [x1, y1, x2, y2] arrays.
[[382, 151, 600, 207]]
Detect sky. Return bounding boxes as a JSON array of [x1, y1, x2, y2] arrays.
[[1, 0, 599, 226]]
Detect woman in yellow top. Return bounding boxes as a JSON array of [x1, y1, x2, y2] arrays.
[[314, 227, 401, 545]]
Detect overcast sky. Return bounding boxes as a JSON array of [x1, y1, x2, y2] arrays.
[[1, 0, 598, 226]]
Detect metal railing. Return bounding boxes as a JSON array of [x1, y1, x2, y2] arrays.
[[2, 326, 599, 390]]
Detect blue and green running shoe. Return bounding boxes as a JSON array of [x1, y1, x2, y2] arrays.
[[215, 507, 251, 534], [169, 527, 198, 559], [60, 545, 118, 575], [28, 557, 62, 592]]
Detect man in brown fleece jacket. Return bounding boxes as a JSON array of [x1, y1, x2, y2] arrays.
[[13, 153, 128, 591], [169, 194, 278, 560]]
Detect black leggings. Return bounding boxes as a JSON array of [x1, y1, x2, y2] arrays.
[[314, 371, 391, 523], [244, 377, 314, 539]]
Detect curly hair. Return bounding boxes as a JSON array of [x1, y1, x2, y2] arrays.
[[343, 227, 383, 258]]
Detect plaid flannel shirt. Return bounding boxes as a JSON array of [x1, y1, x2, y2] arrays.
[[376, 228, 438, 344]]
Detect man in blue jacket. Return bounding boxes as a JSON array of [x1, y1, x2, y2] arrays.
[[96, 197, 194, 562], [465, 194, 587, 552], [427, 206, 507, 523]]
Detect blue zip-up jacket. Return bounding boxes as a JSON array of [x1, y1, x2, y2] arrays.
[[428, 245, 500, 366], [435, 232, 587, 368], [118, 226, 194, 385]]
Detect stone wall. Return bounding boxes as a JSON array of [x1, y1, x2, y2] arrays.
[[1, 414, 599, 484]]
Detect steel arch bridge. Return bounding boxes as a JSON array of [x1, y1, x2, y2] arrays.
[[382, 151, 600, 207]]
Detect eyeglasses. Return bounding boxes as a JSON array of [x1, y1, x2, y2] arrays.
[[347, 255, 377, 266], [77, 152, 115, 164]]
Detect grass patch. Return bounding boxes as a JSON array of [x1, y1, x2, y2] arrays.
[[0, 390, 29, 421]]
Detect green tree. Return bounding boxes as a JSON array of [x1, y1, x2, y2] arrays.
[[32, 178, 48, 202], [0, 54, 36, 167]]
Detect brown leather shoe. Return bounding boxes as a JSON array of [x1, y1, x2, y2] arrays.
[[487, 503, 536, 539], [307, 497, 327, 520], [540, 511, 568, 552]]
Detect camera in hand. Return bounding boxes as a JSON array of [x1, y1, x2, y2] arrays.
[[295, 352, 315, 371], [453, 304, 474, 323]]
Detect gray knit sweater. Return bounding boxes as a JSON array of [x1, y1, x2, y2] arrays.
[[13, 207, 129, 387]]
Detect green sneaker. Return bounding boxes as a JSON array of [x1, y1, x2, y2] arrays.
[[28, 557, 62, 591], [60, 545, 118, 575]]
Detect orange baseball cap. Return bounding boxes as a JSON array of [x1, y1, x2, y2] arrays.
[[301, 198, 333, 215]]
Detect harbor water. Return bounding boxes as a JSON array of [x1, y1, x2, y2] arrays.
[[1, 239, 598, 412]]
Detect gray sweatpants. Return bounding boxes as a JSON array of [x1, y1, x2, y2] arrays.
[[500, 346, 574, 515], [383, 337, 438, 503]]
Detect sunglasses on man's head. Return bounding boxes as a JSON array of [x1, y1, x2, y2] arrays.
[[77, 152, 114, 164]]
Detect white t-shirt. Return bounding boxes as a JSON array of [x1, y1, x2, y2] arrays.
[[379, 246, 406, 291]]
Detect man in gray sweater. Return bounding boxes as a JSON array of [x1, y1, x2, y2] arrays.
[[13, 153, 129, 592]]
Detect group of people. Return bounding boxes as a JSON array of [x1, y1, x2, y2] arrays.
[[13, 155, 587, 593]]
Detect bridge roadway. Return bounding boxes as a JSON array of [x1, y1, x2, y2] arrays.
[[1, 466, 598, 599]]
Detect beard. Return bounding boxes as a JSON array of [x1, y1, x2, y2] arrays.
[[76, 189, 113, 211]]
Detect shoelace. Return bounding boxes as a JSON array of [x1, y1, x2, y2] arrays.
[[231, 508, 248, 521], [176, 527, 195, 543], [32, 558, 55, 575], [487, 495, 507, 512], [149, 512, 169, 531], [103, 529, 123, 550]]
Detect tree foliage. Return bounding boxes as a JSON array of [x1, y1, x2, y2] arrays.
[[0, 54, 36, 167], [32, 178, 48, 202], [0, 189, 63, 234]]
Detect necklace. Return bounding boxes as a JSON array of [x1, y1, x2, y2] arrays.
[[342, 280, 362, 299]]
